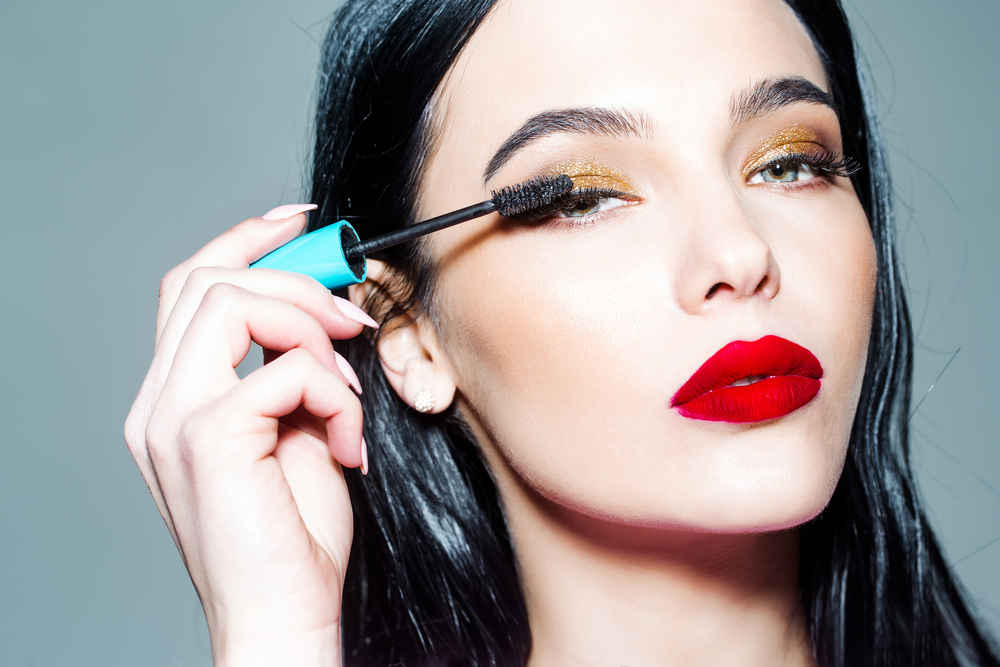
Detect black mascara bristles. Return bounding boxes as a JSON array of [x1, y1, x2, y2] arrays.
[[491, 174, 574, 219], [344, 173, 574, 260]]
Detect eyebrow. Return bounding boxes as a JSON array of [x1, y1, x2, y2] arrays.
[[482, 77, 833, 183], [483, 107, 652, 182], [729, 76, 835, 125]]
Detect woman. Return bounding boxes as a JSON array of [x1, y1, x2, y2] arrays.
[[124, 0, 999, 664]]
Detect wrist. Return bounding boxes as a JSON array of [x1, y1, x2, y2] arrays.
[[212, 625, 342, 667]]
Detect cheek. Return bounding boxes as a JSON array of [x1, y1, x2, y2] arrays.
[[437, 234, 641, 398], [782, 194, 877, 406], [433, 226, 661, 487]]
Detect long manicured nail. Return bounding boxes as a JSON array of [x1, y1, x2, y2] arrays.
[[360, 437, 369, 476], [333, 295, 379, 329], [335, 353, 363, 394], [261, 203, 317, 221]]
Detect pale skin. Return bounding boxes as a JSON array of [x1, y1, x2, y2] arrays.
[[124, 0, 877, 665]]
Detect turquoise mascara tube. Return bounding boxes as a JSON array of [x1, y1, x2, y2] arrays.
[[251, 220, 367, 290], [249, 174, 573, 291]]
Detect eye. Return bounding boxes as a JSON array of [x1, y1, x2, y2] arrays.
[[504, 185, 639, 224], [748, 158, 821, 184], [556, 195, 629, 219]]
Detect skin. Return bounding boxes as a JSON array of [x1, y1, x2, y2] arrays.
[[376, 0, 875, 663], [124, 0, 876, 665]]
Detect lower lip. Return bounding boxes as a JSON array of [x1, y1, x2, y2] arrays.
[[674, 375, 820, 423], [671, 336, 823, 423]]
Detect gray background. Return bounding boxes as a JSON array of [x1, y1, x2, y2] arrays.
[[1, 1, 996, 664]]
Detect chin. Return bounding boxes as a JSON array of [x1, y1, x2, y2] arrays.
[[547, 454, 844, 539], [672, 444, 846, 535], [577, 421, 850, 536], [667, 399, 852, 534], [711, 483, 837, 534]]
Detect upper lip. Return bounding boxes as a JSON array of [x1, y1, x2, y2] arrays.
[[670, 335, 823, 407]]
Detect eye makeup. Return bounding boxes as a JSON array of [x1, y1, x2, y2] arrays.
[[551, 160, 639, 193], [742, 125, 826, 180], [497, 159, 643, 224], [742, 125, 861, 184]]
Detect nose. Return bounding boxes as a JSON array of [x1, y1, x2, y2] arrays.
[[672, 183, 780, 313]]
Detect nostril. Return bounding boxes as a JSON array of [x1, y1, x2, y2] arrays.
[[705, 282, 724, 300], [756, 273, 777, 297]]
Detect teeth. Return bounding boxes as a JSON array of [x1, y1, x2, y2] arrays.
[[728, 375, 768, 387]]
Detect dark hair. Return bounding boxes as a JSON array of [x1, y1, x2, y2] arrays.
[[308, 1, 999, 665]]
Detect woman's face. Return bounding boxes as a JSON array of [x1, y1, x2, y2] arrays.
[[414, 0, 876, 532]]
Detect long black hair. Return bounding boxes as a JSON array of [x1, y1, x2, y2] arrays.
[[308, 1, 999, 664]]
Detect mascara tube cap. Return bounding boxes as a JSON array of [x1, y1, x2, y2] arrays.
[[249, 220, 367, 290]]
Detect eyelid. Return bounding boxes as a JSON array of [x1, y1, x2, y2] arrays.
[[746, 149, 860, 184], [548, 160, 640, 195], [742, 141, 825, 180], [741, 125, 830, 179]]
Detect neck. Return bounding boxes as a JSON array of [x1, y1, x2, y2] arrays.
[[500, 476, 815, 667]]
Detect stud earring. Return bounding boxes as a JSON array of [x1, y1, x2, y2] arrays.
[[413, 389, 436, 413]]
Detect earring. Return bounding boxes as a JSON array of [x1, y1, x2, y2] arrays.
[[413, 389, 436, 413]]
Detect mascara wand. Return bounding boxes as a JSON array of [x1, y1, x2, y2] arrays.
[[250, 174, 574, 290]]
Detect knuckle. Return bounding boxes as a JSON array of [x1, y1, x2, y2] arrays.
[[201, 281, 243, 309], [291, 270, 325, 293], [172, 408, 219, 471], [124, 383, 159, 455], [174, 416, 202, 460], [281, 346, 319, 368], [123, 409, 145, 450], [144, 410, 172, 460], [338, 400, 364, 431], [159, 266, 186, 302], [184, 265, 217, 293]]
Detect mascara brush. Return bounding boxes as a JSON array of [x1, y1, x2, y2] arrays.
[[250, 174, 574, 290]]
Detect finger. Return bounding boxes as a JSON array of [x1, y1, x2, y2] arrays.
[[277, 404, 329, 443], [156, 265, 371, 371], [125, 370, 174, 533], [272, 425, 354, 573], [224, 347, 365, 468], [271, 369, 359, 440], [165, 284, 347, 407], [156, 210, 310, 341]]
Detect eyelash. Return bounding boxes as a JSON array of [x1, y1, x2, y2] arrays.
[[511, 186, 634, 224], [750, 150, 861, 184]]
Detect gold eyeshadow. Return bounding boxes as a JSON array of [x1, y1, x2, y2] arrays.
[[742, 125, 825, 179], [548, 160, 639, 195]]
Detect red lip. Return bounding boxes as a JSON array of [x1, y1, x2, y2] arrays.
[[671, 336, 823, 423]]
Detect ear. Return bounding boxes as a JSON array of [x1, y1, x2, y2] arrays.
[[348, 260, 457, 414]]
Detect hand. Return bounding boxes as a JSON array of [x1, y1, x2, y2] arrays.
[[124, 208, 376, 666]]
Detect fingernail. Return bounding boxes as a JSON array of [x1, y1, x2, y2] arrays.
[[333, 295, 379, 329], [261, 203, 317, 221], [360, 437, 369, 476], [335, 353, 363, 395]]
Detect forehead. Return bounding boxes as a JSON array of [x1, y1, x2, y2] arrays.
[[427, 0, 827, 186]]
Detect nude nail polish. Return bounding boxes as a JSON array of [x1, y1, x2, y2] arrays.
[[361, 437, 369, 476], [261, 203, 317, 221], [335, 353, 363, 394], [333, 295, 379, 329]]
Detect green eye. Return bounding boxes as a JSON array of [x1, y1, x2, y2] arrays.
[[556, 195, 628, 219], [750, 159, 820, 184], [564, 198, 602, 217], [765, 162, 795, 182]]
